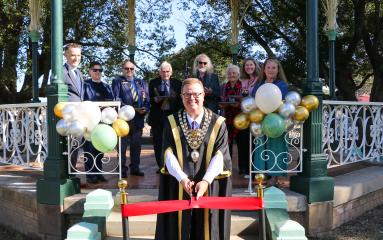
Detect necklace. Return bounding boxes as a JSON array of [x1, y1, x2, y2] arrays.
[[178, 108, 212, 163]]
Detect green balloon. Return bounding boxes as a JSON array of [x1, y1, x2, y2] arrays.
[[91, 124, 118, 153], [261, 113, 286, 138]]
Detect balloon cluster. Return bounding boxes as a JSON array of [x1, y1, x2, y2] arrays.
[[54, 101, 135, 153], [233, 83, 319, 138]]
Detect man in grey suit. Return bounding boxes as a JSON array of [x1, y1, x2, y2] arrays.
[[63, 43, 84, 175], [63, 43, 84, 101]]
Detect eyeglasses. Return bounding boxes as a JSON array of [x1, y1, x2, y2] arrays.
[[92, 68, 103, 72], [181, 92, 204, 98], [198, 61, 208, 65], [124, 67, 135, 71]]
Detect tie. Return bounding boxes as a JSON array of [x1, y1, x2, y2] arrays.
[[192, 121, 197, 130], [164, 81, 170, 96], [73, 69, 82, 92], [129, 82, 138, 102]]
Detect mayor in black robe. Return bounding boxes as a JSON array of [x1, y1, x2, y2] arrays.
[[155, 78, 232, 240]]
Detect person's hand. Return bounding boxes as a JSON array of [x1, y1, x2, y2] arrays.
[[154, 96, 163, 103], [180, 178, 195, 196], [136, 108, 147, 115], [195, 180, 209, 200], [204, 87, 213, 95]]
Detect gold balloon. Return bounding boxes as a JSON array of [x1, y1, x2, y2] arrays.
[[293, 106, 310, 122], [54, 102, 67, 118], [248, 109, 265, 124], [301, 95, 319, 112], [233, 113, 250, 130], [112, 119, 130, 137]]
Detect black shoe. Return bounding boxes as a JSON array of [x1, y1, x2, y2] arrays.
[[97, 176, 108, 182], [86, 178, 98, 184], [130, 170, 144, 176]]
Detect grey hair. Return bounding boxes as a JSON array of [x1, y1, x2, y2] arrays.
[[159, 61, 172, 72], [225, 64, 240, 80], [192, 53, 214, 75]]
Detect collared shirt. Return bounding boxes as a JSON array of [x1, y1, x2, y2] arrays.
[[165, 110, 223, 184]]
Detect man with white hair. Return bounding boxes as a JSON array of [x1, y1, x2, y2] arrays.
[[147, 61, 182, 172]]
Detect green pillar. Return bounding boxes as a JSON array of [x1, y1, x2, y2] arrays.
[[290, 0, 334, 203], [36, 0, 80, 206], [327, 30, 337, 100], [29, 31, 41, 103], [230, 43, 239, 65], [128, 45, 136, 64]]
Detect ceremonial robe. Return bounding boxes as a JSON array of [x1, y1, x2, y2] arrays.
[[155, 109, 232, 240]]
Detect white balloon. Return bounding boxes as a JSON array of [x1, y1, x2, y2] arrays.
[[75, 101, 101, 131], [118, 105, 136, 121], [285, 91, 301, 107], [68, 120, 86, 137], [255, 83, 282, 114], [56, 119, 70, 136], [101, 107, 118, 124], [241, 97, 257, 113], [61, 104, 77, 122]]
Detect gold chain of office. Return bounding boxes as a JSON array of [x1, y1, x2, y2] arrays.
[[178, 109, 212, 162]]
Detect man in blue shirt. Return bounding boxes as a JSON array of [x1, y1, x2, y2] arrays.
[[112, 60, 149, 177]]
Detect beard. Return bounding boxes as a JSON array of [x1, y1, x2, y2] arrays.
[[199, 68, 207, 73]]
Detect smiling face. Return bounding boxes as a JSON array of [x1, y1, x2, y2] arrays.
[[244, 60, 256, 76], [122, 61, 135, 79], [181, 80, 205, 116], [227, 67, 239, 84], [89, 64, 102, 82], [264, 59, 279, 81], [64, 47, 81, 68]]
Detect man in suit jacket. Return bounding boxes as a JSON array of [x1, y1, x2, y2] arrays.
[[63, 43, 84, 175], [192, 53, 220, 113], [63, 43, 84, 102], [112, 60, 150, 177], [147, 61, 182, 171]]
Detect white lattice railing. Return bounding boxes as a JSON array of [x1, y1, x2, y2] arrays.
[[1, 101, 382, 173], [322, 100, 383, 168], [0, 103, 47, 168]]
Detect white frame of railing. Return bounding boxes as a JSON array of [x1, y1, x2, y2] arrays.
[[66, 101, 122, 179], [322, 100, 383, 168], [248, 123, 304, 193], [0, 103, 47, 168]]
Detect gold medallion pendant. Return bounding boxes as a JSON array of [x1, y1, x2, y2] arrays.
[[179, 109, 212, 163]]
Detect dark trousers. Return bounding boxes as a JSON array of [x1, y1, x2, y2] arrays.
[[152, 125, 164, 169], [120, 125, 143, 173], [83, 141, 104, 179], [229, 128, 250, 174]]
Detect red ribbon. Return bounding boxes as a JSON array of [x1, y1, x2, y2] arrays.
[[121, 196, 263, 217]]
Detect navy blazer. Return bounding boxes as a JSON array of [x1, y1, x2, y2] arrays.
[[83, 79, 114, 101], [63, 63, 84, 101], [112, 76, 150, 129]]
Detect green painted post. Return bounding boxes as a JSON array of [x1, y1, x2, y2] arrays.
[[290, 0, 334, 203], [230, 43, 239, 65], [36, 0, 80, 206], [327, 30, 337, 100], [29, 31, 41, 103], [128, 45, 136, 63]]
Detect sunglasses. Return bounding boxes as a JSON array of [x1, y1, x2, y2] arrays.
[[198, 61, 208, 65], [92, 68, 103, 72], [124, 67, 135, 71]]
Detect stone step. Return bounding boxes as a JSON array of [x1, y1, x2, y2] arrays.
[[106, 207, 260, 237], [106, 235, 256, 240], [103, 187, 305, 238]]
